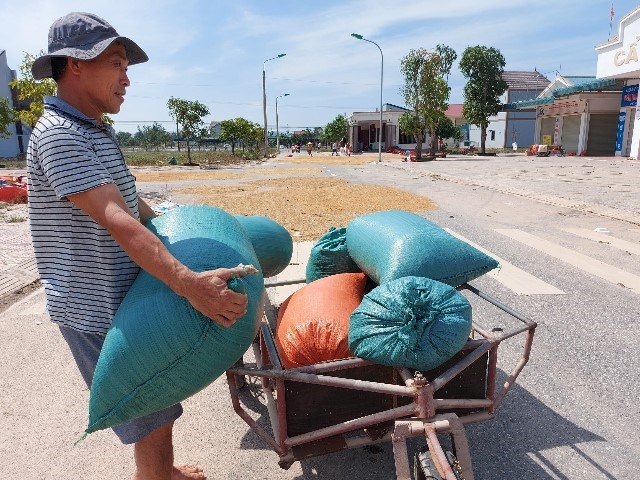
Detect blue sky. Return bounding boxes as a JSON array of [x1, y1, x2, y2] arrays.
[[2, 0, 639, 134]]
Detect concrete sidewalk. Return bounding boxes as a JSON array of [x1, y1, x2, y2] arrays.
[[2, 240, 410, 479], [0, 203, 38, 299]]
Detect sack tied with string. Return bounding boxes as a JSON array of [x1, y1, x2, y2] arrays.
[[85, 205, 265, 436], [275, 272, 368, 368], [349, 276, 472, 371], [346, 210, 499, 287], [234, 214, 293, 278], [305, 227, 361, 283]]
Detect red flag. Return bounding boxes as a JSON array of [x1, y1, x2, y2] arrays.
[[610, 3, 615, 20]]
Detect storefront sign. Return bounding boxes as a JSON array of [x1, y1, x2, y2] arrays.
[[616, 111, 626, 152], [621, 84, 638, 106], [613, 45, 639, 66], [538, 100, 586, 116], [596, 15, 640, 77]]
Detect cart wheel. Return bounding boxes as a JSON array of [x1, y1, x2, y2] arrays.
[[414, 448, 464, 480]]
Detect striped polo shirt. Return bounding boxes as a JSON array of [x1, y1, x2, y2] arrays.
[[27, 96, 140, 334]]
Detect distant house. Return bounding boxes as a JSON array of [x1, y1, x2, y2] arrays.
[[346, 103, 464, 153], [207, 120, 222, 139], [346, 72, 550, 153], [464, 71, 550, 150], [0, 50, 22, 158], [504, 74, 623, 156]]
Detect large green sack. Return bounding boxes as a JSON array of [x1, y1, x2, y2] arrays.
[[346, 210, 499, 287], [305, 227, 361, 283], [349, 276, 472, 371], [86, 205, 265, 435], [234, 214, 293, 278]]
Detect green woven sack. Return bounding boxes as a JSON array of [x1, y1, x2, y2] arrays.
[[349, 276, 472, 371], [234, 215, 293, 278], [346, 210, 499, 287], [306, 227, 361, 283], [86, 205, 264, 435]]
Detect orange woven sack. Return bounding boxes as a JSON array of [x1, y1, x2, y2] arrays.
[[275, 273, 368, 368]]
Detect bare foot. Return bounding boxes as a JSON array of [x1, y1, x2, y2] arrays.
[[172, 464, 206, 480]]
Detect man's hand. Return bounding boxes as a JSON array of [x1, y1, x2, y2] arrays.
[[67, 184, 254, 328], [180, 266, 251, 328]]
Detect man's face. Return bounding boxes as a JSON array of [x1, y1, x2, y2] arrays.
[[78, 42, 130, 116]]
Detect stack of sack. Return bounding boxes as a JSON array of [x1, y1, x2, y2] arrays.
[[275, 210, 499, 372], [84, 206, 293, 437]]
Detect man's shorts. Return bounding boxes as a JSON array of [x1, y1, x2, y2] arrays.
[[59, 325, 183, 444]]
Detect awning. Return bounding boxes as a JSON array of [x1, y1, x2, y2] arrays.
[[503, 78, 619, 110], [503, 97, 555, 110], [552, 78, 616, 96]]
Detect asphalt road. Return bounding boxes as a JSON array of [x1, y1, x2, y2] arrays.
[[1, 152, 639, 479], [324, 153, 640, 479]]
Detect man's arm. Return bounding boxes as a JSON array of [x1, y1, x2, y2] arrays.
[[67, 183, 248, 327], [137, 195, 157, 224]]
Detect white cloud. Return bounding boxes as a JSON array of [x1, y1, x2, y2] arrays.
[[2, 0, 638, 132]]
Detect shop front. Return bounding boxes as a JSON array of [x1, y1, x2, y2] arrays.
[[534, 94, 620, 156], [596, 6, 640, 158]]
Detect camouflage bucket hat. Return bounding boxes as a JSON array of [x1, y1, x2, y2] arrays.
[[32, 12, 148, 80]]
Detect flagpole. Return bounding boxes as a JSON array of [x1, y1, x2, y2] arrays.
[[609, 2, 615, 40]]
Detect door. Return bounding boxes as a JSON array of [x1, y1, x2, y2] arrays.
[[586, 114, 618, 156], [560, 115, 581, 155], [539, 117, 555, 144]]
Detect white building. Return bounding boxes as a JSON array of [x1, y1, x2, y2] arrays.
[[346, 72, 548, 153], [0, 50, 22, 158], [345, 103, 416, 153], [467, 71, 550, 150], [596, 5, 640, 158]]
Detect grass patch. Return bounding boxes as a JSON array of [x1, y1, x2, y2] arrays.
[[0, 158, 26, 169], [123, 149, 264, 167]]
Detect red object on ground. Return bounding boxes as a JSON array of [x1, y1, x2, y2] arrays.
[[0, 184, 28, 203]]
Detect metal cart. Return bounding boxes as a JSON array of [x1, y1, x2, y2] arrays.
[[226, 279, 537, 479]]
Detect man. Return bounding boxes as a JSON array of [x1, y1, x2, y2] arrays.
[[28, 12, 248, 480]]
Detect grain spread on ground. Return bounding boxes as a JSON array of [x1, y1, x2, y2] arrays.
[[133, 157, 436, 241], [178, 177, 434, 241]]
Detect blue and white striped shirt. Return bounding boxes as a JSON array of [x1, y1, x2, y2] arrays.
[[27, 96, 140, 334]]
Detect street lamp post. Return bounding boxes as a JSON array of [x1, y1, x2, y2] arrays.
[[351, 33, 383, 163], [263, 54, 286, 158], [276, 93, 290, 154]]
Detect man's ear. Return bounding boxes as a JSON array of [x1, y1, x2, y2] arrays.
[[66, 57, 83, 76]]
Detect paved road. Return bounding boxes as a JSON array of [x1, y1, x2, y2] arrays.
[[1, 153, 639, 479], [324, 153, 640, 479]]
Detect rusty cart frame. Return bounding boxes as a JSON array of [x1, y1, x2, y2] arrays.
[[226, 279, 537, 480]]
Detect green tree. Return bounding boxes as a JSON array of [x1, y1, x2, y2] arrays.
[[434, 116, 460, 148], [459, 46, 508, 154], [219, 117, 261, 155], [115, 131, 133, 148], [323, 115, 348, 143], [135, 123, 171, 151], [0, 97, 15, 138], [400, 45, 456, 159], [167, 97, 210, 164], [249, 123, 264, 150], [8, 51, 57, 127]]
